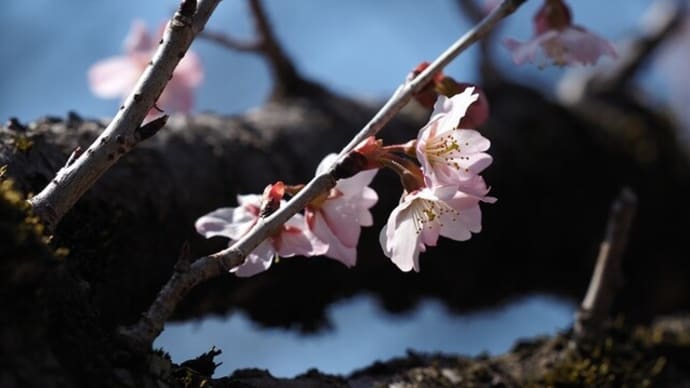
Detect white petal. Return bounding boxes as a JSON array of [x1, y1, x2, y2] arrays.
[[194, 207, 256, 240], [232, 240, 274, 277], [311, 212, 357, 267]]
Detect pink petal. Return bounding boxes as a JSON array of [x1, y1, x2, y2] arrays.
[[440, 194, 482, 240], [310, 212, 357, 266], [124, 20, 154, 54], [433, 88, 480, 131], [276, 214, 328, 257], [194, 207, 257, 240], [88, 56, 141, 98], [232, 240, 275, 277], [381, 199, 422, 272], [175, 50, 204, 87], [320, 200, 362, 246], [336, 169, 378, 198], [555, 27, 617, 65]]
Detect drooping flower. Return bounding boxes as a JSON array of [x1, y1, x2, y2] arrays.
[[503, 0, 617, 67], [379, 185, 483, 272], [305, 154, 378, 267], [88, 20, 203, 115], [195, 183, 327, 277], [416, 87, 493, 191]]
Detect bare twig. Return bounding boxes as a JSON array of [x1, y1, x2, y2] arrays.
[[119, 0, 528, 350], [201, 0, 314, 97], [574, 187, 637, 339], [28, 0, 222, 230], [199, 30, 262, 51], [456, 0, 503, 82]]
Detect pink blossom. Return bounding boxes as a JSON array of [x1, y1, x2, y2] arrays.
[[416, 87, 493, 191], [503, 0, 616, 67], [379, 185, 483, 272], [88, 20, 203, 115], [306, 154, 378, 267], [195, 185, 327, 277]]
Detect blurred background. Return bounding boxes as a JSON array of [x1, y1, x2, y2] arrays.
[[3, 0, 687, 378]]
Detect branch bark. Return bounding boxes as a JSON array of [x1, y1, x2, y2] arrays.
[[574, 187, 638, 339], [119, 0, 529, 350], [201, 0, 322, 98], [28, 0, 222, 230]]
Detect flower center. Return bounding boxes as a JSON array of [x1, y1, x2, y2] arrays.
[[424, 133, 471, 172], [410, 198, 459, 234]]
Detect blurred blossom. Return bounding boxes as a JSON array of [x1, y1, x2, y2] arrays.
[[503, 0, 617, 67], [88, 20, 203, 116]]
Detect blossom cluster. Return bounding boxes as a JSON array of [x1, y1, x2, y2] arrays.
[[195, 78, 495, 276]]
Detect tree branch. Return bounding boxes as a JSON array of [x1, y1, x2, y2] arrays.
[[119, 0, 529, 351], [574, 187, 637, 339], [28, 0, 222, 230], [595, 0, 686, 92], [201, 0, 318, 97], [199, 30, 262, 52]]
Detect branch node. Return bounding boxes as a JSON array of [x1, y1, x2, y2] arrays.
[[135, 115, 169, 142], [174, 241, 192, 273], [65, 146, 83, 167], [176, 0, 197, 26]]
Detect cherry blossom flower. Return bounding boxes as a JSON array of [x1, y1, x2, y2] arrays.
[[195, 183, 327, 277], [503, 0, 617, 67], [416, 87, 493, 191], [305, 154, 378, 267], [88, 20, 203, 115], [379, 185, 483, 272]]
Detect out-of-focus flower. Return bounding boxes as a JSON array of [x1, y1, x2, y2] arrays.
[[306, 154, 378, 267], [195, 183, 327, 277], [416, 87, 493, 191], [88, 20, 203, 115], [503, 0, 617, 67], [379, 185, 482, 272]]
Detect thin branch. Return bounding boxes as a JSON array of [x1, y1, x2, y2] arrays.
[[28, 0, 222, 230], [201, 0, 315, 97], [574, 187, 637, 339], [199, 30, 262, 52], [456, 0, 503, 83], [119, 0, 529, 351], [594, 0, 686, 92]]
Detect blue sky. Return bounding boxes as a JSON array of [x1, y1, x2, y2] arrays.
[[1, 0, 650, 121]]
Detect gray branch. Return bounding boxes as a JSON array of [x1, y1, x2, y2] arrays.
[[28, 0, 222, 230], [574, 187, 638, 339]]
